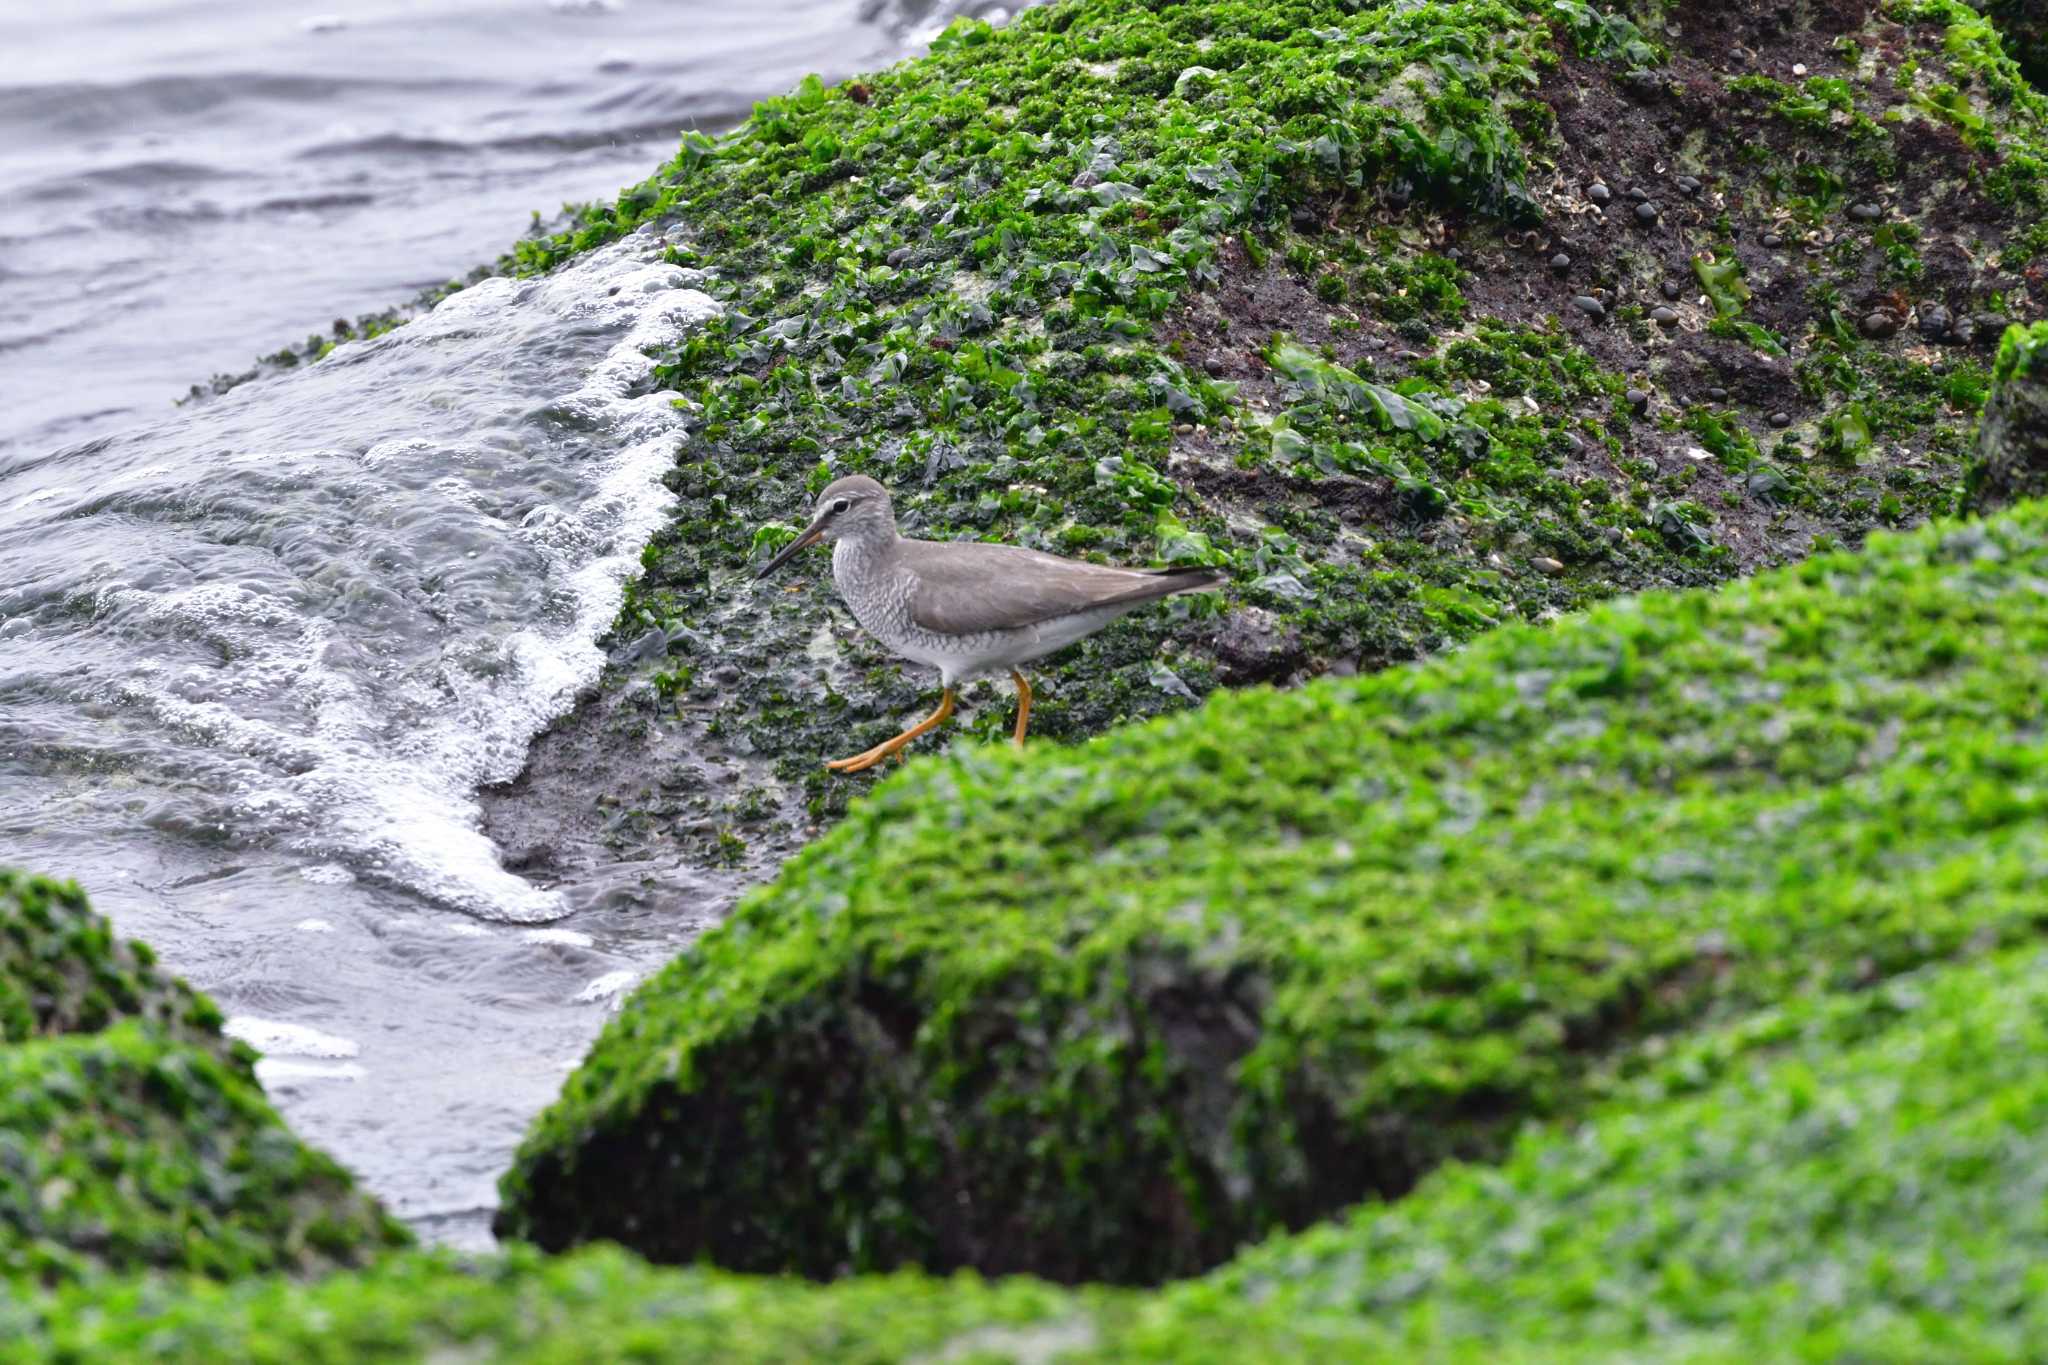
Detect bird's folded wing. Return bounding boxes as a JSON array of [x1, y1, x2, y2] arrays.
[[903, 539, 1214, 636]]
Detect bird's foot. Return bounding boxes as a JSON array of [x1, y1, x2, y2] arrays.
[[825, 741, 905, 775], [825, 689, 956, 776]]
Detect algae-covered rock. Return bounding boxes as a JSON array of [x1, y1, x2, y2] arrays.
[[491, 0, 2048, 877], [1159, 942, 2048, 1360], [497, 498, 2048, 1283], [0, 869, 229, 1053], [0, 1244, 1106, 1364], [1980, 0, 2048, 85], [0, 871, 408, 1285], [0, 1023, 410, 1286], [27, 946, 2048, 1360], [1971, 320, 2048, 508]]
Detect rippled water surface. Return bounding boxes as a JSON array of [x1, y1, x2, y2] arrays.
[[0, 0, 1003, 1245]]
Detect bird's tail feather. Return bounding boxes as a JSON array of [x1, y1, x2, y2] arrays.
[[1118, 564, 1227, 604]]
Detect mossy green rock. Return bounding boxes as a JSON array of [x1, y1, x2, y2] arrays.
[[0, 1023, 410, 1287], [0, 871, 408, 1285], [0, 869, 228, 1053], [1980, 0, 2048, 86], [494, 0, 2048, 880], [499, 498, 2048, 1283], [1173, 943, 2048, 1359], [1, 1245, 1101, 1364], [28, 946, 2048, 1360], [1972, 320, 2048, 508]]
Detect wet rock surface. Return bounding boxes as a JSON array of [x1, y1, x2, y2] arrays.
[[490, 0, 2044, 898], [1973, 321, 2048, 509]]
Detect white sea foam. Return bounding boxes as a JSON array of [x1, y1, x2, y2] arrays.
[[572, 969, 639, 1004], [295, 251, 719, 922], [523, 927, 593, 948], [224, 1015, 360, 1059], [256, 1059, 366, 1086], [87, 236, 720, 925]]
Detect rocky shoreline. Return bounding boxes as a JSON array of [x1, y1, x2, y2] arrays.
[[15, 1, 2048, 1358], [486, 0, 2043, 896]]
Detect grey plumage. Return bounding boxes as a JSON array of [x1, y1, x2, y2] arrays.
[[902, 539, 1223, 636], [752, 474, 1224, 770]]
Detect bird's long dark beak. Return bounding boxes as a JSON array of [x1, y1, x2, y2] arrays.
[[753, 514, 829, 579]]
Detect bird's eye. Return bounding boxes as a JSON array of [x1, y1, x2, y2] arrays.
[[831, 498, 851, 515]]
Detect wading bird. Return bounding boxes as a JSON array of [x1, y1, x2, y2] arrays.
[[754, 475, 1225, 773]]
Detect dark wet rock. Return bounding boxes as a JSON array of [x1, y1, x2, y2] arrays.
[[1626, 185, 1650, 203], [1970, 323, 2048, 511], [1209, 607, 1307, 685], [1708, 387, 1730, 402], [1761, 232, 1784, 248], [498, 836, 562, 877], [1634, 201, 1660, 225], [1745, 467, 1794, 503], [620, 626, 671, 665], [1550, 252, 1572, 272], [1625, 388, 1651, 412], [1652, 306, 1679, 327], [1586, 182, 1611, 206], [1849, 202, 1883, 223], [1972, 314, 2011, 348], [1770, 411, 1793, 428], [1675, 174, 1702, 196], [1622, 68, 1668, 98], [1572, 295, 1606, 320], [1918, 305, 1953, 340], [886, 246, 913, 266], [1860, 312, 1901, 340], [1661, 281, 1682, 301]]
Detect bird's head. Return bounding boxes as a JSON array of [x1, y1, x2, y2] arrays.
[[753, 475, 894, 579]]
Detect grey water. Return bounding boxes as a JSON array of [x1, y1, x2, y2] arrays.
[[0, 0, 1005, 1247]]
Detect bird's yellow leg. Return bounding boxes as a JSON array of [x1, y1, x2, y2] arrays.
[[826, 689, 955, 774], [1010, 669, 1032, 747]]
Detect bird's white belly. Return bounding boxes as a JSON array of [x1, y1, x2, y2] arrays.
[[834, 548, 1135, 684], [895, 605, 1128, 681]]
